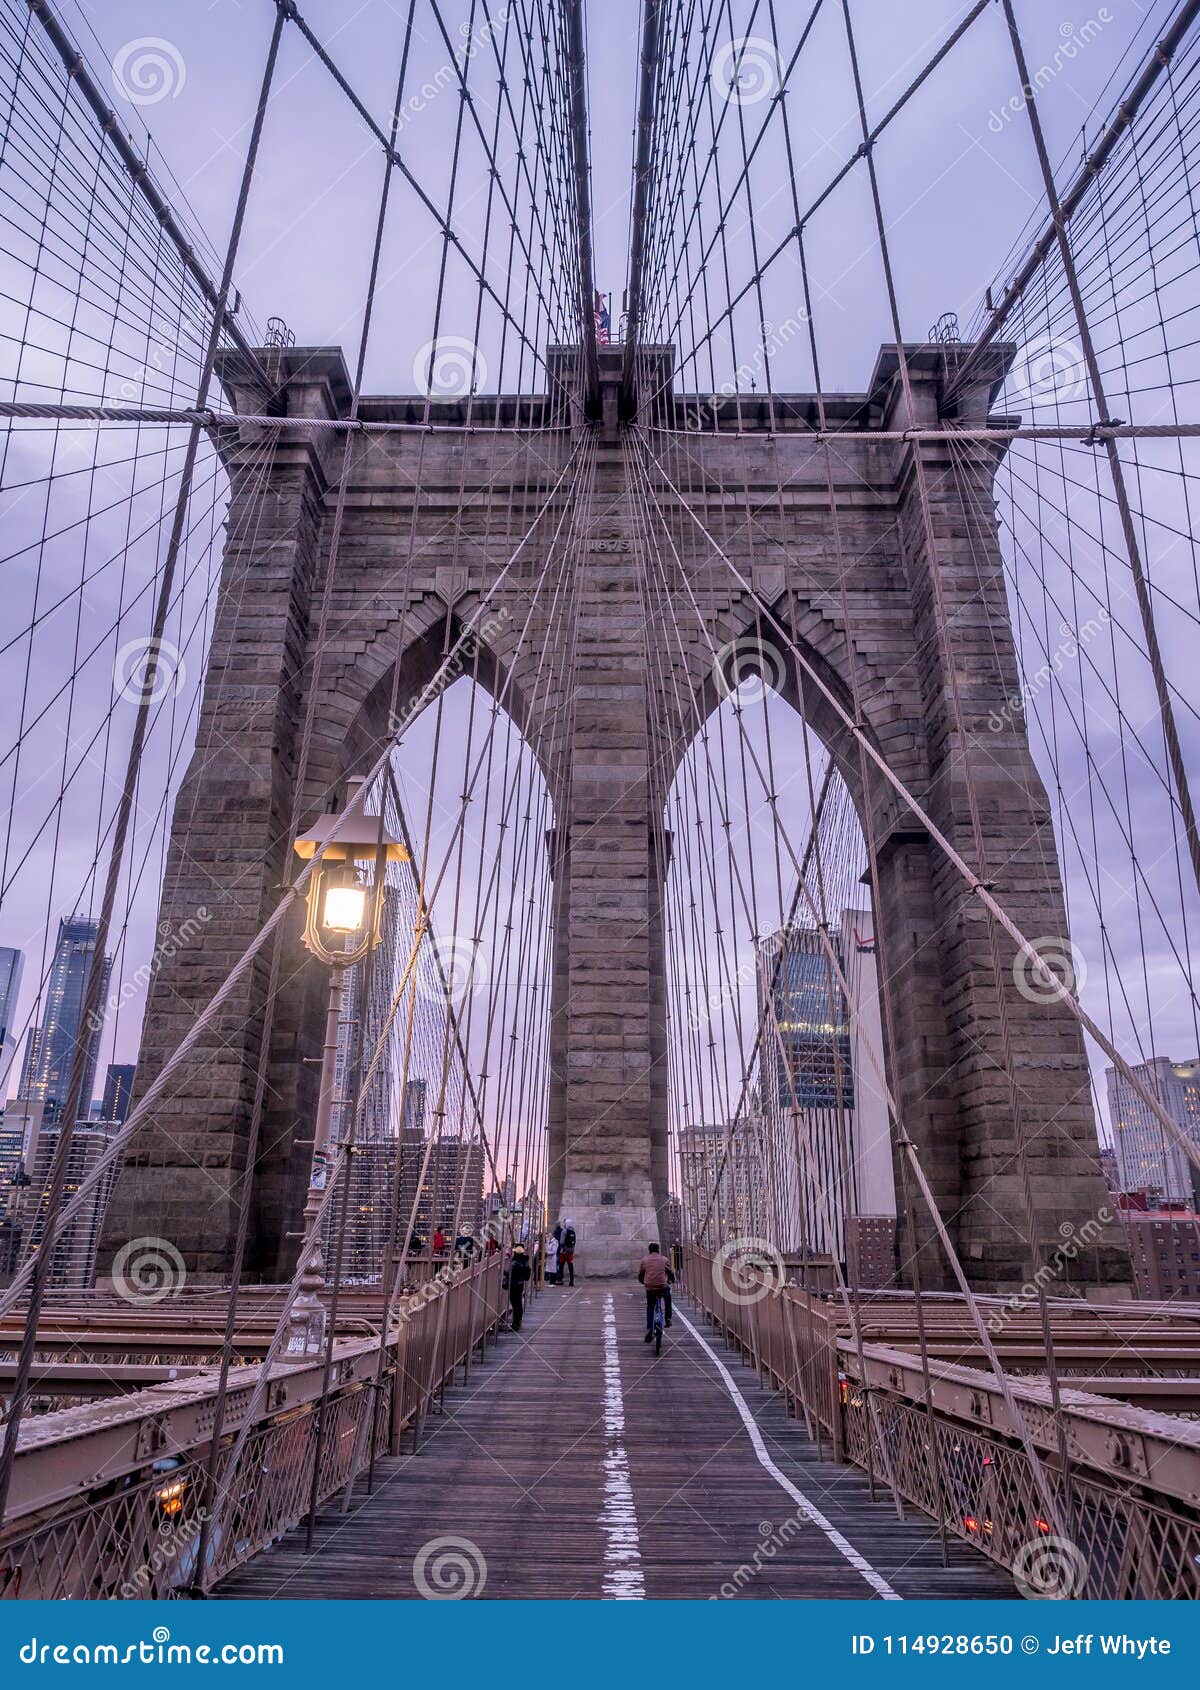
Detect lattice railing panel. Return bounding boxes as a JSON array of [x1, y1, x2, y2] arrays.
[[681, 1246, 1200, 1600], [1, 1260, 504, 1598]]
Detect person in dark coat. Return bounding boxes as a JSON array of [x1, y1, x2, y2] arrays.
[[507, 1244, 532, 1331], [558, 1220, 577, 1286]]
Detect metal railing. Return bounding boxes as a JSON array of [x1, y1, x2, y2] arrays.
[[681, 1246, 1200, 1598], [0, 1257, 504, 1599]]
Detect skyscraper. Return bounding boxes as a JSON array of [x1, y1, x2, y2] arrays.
[[424, 1137, 486, 1238], [390, 1079, 486, 1249], [101, 1063, 136, 1123], [0, 946, 23, 1090], [321, 1075, 449, 1277], [1107, 1057, 1200, 1205], [20, 1120, 118, 1288], [757, 924, 853, 1256], [676, 1120, 764, 1242], [755, 912, 895, 1263], [18, 917, 111, 1123]]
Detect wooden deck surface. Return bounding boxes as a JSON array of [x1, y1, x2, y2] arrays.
[[217, 1283, 1017, 1601]]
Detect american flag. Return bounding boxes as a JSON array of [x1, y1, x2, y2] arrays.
[[594, 289, 611, 345]]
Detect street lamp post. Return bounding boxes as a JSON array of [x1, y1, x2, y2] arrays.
[[286, 777, 407, 1356]]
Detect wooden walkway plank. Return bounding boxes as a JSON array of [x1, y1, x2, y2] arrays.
[[216, 1284, 1016, 1601]]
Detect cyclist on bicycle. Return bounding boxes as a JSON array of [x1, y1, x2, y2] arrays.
[[638, 1243, 674, 1341]]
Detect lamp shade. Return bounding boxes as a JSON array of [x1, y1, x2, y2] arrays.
[[294, 776, 409, 864]]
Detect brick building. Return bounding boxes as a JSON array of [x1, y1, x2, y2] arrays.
[[1120, 1209, 1200, 1300]]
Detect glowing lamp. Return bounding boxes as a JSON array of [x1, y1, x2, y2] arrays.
[[322, 881, 366, 934], [293, 776, 409, 967]]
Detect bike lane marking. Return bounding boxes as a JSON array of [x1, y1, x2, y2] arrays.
[[674, 1308, 902, 1600]]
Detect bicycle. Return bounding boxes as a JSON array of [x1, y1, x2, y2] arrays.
[[651, 1289, 666, 1355]]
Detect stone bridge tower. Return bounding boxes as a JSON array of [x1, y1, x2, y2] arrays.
[[102, 340, 1129, 1290]]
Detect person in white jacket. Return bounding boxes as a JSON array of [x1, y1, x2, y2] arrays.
[[544, 1230, 559, 1285]]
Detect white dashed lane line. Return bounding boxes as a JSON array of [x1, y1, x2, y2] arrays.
[[598, 1291, 646, 1599]]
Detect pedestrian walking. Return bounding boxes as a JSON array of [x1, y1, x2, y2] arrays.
[[559, 1220, 576, 1285], [507, 1244, 532, 1330], [545, 1230, 559, 1284]]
